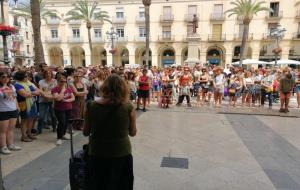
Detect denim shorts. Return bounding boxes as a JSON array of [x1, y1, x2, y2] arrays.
[[19, 104, 38, 119], [295, 85, 300, 93]]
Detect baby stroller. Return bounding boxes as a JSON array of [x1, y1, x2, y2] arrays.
[[159, 83, 173, 108]]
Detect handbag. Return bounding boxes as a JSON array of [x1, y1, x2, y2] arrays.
[[18, 101, 27, 112], [228, 88, 236, 94]]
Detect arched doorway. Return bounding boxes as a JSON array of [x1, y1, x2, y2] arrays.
[[49, 47, 63, 66], [232, 46, 252, 62], [206, 46, 224, 66], [182, 48, 188, 65], [121, 49, 129, 67], [70, 47, 85, 67], [114, 47, 129, 67], [259, 43, 278, 62], [159, 48, 175, 67], [135, 47, 152, 66], [92, 46, 107, 66]]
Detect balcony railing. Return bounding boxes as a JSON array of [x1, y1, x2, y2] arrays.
[[112, 16, 126, 24], [160, 15, 174, 22], [261, 33, 273, 40], [135, 36, 146, 42], [136, 16, 145, 23], [47, 19, 60, 25], [45, 37, 62, 43], [210, 13, 225, 21], [208, 34, 226, 41], [184, 14, 199, 22], [116, 36, 128, 43], [68, 20, 81, 25], [265, 11, 283, 20], [233, 33, 253, 41], [158, 35, 175, 42], [93, 37, 105, 43], [91, 20, 104, 25], [68, 37, 83, 43]]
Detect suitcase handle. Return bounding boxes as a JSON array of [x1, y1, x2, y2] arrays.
[[68, 119, 84, 159]]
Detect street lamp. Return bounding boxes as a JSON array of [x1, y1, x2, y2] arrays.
[[106, 27, 118, 67], [0, 0, 10, 66], [270, 25, 286, 67]]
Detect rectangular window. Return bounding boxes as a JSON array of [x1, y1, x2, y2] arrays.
[[188, 5, 197, 16], [139, 26, 146, 37], [51, 29, 58, 38], [72, 28, 80, 38], [94, 28, 101, 38], [162, 26, 171, 38], [116, 27, 124, 37], [139, 7, 145, 18], [270, 2, 279, 17], [212, 24, 222, 40], [213, 4, 223, 18], [26, 45, 30, 54], [116, 7, 124, 18], [163, 6, 172, 19]]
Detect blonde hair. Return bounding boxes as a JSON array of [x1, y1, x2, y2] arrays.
[[100, 74, 129, 104]]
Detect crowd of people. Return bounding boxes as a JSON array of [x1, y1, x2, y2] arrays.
[[0, 63, 299, 155]]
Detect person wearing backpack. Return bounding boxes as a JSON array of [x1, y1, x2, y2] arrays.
[[279, 73, 295, 113]]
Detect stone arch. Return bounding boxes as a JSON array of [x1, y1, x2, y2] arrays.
[[206, 45, 226, 66], [92, 46, 107, 66], [48, 47, 63, 66], [232, 45, 252, 62], [135, 47, 152, 66], [115, 46, 129, 67], [181, 47, 188, 65], [70, 46, 85, 68], [158, 46, 176, 67]]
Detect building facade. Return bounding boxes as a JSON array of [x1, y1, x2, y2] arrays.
[[41, 0, 300, 68]]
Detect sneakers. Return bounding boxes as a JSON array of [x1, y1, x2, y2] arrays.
[[1, 147, 11, 155], [56, 139, 62, 146], [8, 144, 22, 151], [62, 134, 70, 140], [142, 108, 147, 112]]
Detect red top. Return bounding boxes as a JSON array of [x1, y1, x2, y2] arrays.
[[51, 86, 73, 111], [180, 75, 192, 86], [139, 75, 150, 91]]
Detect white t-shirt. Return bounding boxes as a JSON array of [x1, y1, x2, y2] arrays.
[[0, 85, 17, 112], [39, 79, 57, 103]]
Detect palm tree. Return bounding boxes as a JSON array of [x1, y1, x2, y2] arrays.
[[226, 0, 270, 66], [12, 0, 59, 65], [142, 0, 151, 68], [65, 0, 110, 66]]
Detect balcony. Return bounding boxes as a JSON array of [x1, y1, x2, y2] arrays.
[[210, 13, 226, 21], [233, 33, 253, 41], [45, 36, 61, 43], [160, 15, 174, 23], [265, 11, 283, 21], [208, 34, 226, 41], [184, 14, 199, 22], [292, 32, 300, 40], [47, 19, 60, 25], [261, 33, 273, 40], [158, 35, 175, 42], [68, 20, 81, 25], [68, 36, 83, 43], [136, 16, 145, 23], [93, 37, 105, 43], [135, 36, 146, 42], [112, 16, 126, 24], [91, 20, 104, 25], [116, 36, 128, 43]]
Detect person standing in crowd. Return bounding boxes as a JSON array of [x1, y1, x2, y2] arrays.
[[242, 71, 254, 107], [213, 67, 225, 108], [37, 70, 57, 134], [0, 72, 22, 154], [83, 74, 137, 190], [70, 72, 88, 130], [279, 72, 295, 113], [127, 72, 137, 103], [176, 67, 192, 107], [253, 69, 263, 106], [14, 71, 40, 142], [199, 67, 209, 105], [136, 69, 150, 112], [151, 70, 161, 102], [295, 69, 300, 108], [261, 69, 274, 109], [52, 75, 75, 145], [228, 76, 241, 107]]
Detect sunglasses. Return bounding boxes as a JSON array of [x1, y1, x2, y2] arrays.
[[59, 80, 67, 83]]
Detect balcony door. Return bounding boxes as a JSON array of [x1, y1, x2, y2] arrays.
[[188, 5, 197, 18], [163, 6, 172, 20], [213, 4, 223, 18], [212, 24, 222, 40]]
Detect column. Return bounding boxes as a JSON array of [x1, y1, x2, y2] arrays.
[[200, 52, 206, 64], [106, 49, 113, 67], [280, 41, 290, 60], [225, 53, 233, 68], [63, 54, 71, 67], [129, 55, 135, 65], [175, 54, 181, 66], [152, 54, 158, 67]]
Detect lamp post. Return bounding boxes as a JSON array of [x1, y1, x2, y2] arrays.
[[106, 27, 118, 67], [270, 25, 286, 67], [0, 0, 10, 65]]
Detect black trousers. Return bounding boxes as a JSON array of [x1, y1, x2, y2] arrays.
[[261, 89, 273, 107], [177, 95, 191, 104], [54, 109, 71, 139], [87, 154, 134, 190]]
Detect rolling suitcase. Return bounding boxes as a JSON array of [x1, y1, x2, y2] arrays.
[[68, 119, 87, 190]]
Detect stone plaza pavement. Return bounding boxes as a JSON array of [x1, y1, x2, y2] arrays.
[[2, 105, 300, 190]]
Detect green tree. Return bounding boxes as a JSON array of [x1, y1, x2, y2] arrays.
[[12, 0, 59, 65], [142, 0, 151, 68], [65, 0, 110, 66], [226, 0, 270, 66]]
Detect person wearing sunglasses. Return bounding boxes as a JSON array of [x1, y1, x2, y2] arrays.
[[0, 72, 22, 154], [52, 75, 75, 145]]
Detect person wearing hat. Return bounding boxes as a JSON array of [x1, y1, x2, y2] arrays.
[[176, 68, 193, 107]]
